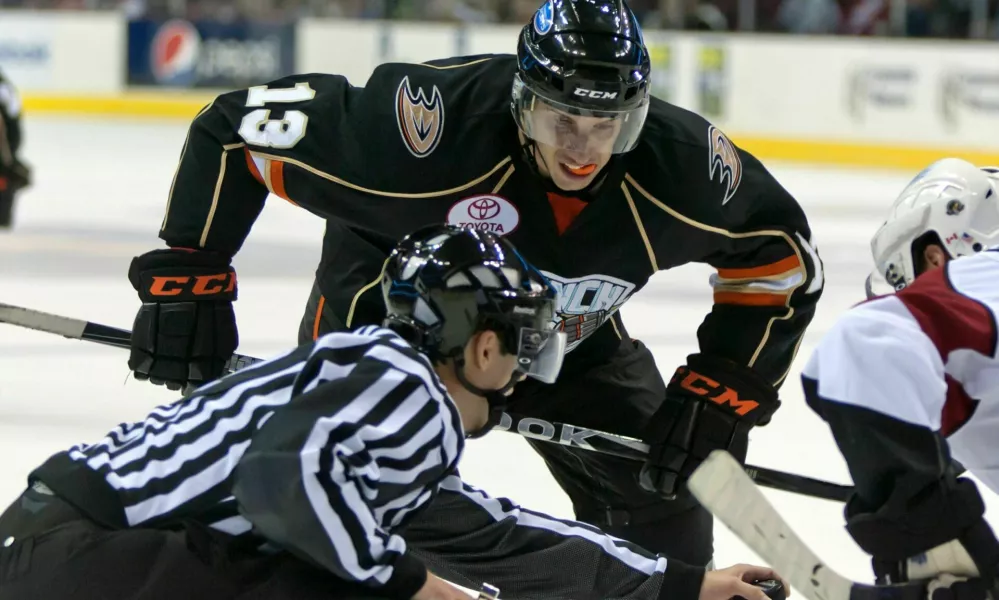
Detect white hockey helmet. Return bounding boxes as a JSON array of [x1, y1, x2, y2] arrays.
[[867, 158, 999, 296]]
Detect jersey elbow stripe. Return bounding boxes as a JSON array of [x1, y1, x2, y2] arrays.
[[716, 255, 802, 280], [712, 269, 804, 294], [711, 258, 804, 306], [244, 147, 265, 185], [627, 172, 812, 370], [243, 149, 296, 206], [713, 290, 790, 307], [262, 159, 296, 206]]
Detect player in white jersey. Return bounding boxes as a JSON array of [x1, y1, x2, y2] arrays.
[[802, 158, 999, 598]]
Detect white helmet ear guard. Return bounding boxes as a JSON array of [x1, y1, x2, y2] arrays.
[[867, 158, 999, 296]]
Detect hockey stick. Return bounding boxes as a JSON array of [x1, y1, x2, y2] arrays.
[[687, 450, 928, 600], [493, 413, 853, 503], [0, 301, 852, 503], [0, 302, 260, 373]]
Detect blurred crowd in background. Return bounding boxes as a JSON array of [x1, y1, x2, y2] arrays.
[[0, 0, 996, 39]]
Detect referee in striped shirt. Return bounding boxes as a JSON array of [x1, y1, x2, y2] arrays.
[[0, 225, 784, 600]]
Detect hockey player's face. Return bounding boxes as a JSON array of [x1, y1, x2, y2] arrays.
[[532, 106, 619, 191]]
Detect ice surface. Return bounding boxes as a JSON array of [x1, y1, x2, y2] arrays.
[[1, 116, 995, 590]]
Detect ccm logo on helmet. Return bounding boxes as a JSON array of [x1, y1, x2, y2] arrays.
[[671, 366, 759, 416], [574, 88, 618, 100]]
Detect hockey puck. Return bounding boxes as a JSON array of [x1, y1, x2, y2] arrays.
[[736, 579, 786, 600], [757, 579, 786, 600], [476, 582, 500, 600]]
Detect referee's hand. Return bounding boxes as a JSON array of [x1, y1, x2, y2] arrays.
[[699, 564, 790, 600]]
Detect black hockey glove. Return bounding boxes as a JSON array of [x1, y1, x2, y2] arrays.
[[128, 248, 238, 392], [846, 477, 999, 599], [639, 353, 780, 498]]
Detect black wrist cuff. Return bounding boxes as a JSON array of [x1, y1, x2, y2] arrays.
[[659, 559, 706, 600]]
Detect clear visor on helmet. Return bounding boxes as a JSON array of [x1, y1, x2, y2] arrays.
[[515, 326, 567, 384], [512, 74, 649, 155]]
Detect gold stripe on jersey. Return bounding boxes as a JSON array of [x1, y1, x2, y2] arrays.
[[623, 173, 808, 379], [492, 164, 515, 193], [345, 257, 390, 328], [621, 182, 659, 272], [417, 57, 494, 71], [162, 101, 215, 233], [775, 333, 807, 387], [248, 151, 513, 199], [199, 142, 247, 248], [609, 312, 623, 340]]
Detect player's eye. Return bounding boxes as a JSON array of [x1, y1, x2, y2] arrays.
[[591, 121, 616, 139], [554, 116, 577, 134]]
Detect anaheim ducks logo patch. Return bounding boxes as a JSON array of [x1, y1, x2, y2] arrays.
[[395, 76, 445, 158], [708, 125, 742, 205]]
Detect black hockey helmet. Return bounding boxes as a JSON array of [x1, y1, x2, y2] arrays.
[[513, 0, 652, 155], [382, 225, 566, 433]]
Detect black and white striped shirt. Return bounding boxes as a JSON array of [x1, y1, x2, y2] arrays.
[[30, 326, 464, 598]]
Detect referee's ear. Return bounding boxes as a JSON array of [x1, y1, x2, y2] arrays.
[[467, 329, 500, 372], [466, 328, 513, 380], [459, 328, 520, 395]]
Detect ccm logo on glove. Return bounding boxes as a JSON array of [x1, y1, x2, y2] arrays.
[[147, 273, 237, 297], [672, 366, 759, 416]]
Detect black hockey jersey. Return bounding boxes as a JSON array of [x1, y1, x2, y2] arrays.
[[159, 54, 823, 388]]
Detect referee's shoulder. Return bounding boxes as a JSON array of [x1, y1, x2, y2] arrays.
[[312, 325, 414, 347], [310, 326, 429, 367]]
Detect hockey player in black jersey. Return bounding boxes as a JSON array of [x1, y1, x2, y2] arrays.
[[0, 226, 786, 600], [127, 0, 824, 565], [0, 69, 31, 228]]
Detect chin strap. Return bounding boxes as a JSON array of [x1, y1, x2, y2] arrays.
[[452, 355, 516, 439], [520, 138, 544, 179]]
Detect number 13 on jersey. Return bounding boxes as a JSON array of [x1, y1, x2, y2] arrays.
[[237, 83, 316, 150]]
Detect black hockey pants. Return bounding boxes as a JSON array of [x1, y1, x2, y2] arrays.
[[0, 483, 398, 600]]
